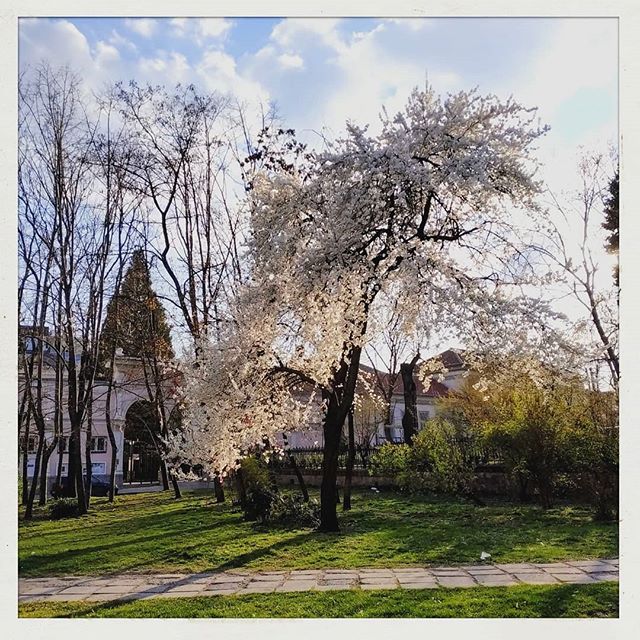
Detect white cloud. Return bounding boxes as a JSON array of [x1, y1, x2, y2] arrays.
[[384, 18, 433, 31], [277, 53, 304, 70], [108, 29, 138, 54], [138, 51, 190, 85], [196, 49, 270, 105], [513, 19, 617, 117], [197, 18, 233, 40], [271, 18, 346, 54], [124, 18, 157, 38], [170, 18, 188, 36], [313, 22, 460, 136]]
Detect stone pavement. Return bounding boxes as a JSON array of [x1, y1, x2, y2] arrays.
[[19, 558, 618, 603]]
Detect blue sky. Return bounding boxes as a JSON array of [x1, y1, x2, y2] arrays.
[[19, 16, 617, 192]]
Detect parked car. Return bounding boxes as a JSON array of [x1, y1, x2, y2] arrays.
[[50, 476, 118, 499]]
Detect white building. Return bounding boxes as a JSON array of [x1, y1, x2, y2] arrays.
[[19, 354, 178, 491]]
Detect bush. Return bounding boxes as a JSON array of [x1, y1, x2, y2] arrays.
[[391, 419, 480, 501], [269, 493, 320, 527], [49, 498, 80, 520], [237, 457, 277, 523], [369, 420, 480, 502], [369, 443, 410, 477]]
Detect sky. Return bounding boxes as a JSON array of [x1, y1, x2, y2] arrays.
[[19, 16, 618, 193], [17, 16, 619, 355]]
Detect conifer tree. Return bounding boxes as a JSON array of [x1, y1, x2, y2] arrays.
[[100, 249, 174, 364], [602, 171, 619, 286]]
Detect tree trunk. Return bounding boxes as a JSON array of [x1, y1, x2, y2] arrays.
[[235, 467, 247, 509], [159, 459, 170, 491], [170, 471, 182, 499], [282, 432, 309, 502], [84, 401, 93, 511], [38, 439, 57, 505], [214, 475, 225, 503], [319, 343, 362, 532], [320, 398, 344, 532], [400, 353, 420, 445], [21, 412, 31, 506], [24, 436, 44, 520], [343, 407, 356, 511]]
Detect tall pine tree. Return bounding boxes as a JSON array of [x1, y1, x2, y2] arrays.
[[100, 249, 174, 366]]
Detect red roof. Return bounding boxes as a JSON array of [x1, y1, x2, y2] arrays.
[[359, 363, 451, 399]]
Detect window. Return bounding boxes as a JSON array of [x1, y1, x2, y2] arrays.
[[91, 436, 107, 453], [91, 462, 106, 475], [27, 436, 37, 453], [418, 410, 431, 426]]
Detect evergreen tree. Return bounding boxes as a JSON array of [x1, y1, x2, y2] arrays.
[[100, 249, 174, 366], [602, 171, 619, 286]]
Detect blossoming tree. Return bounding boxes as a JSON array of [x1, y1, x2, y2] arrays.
[[172, 87, 569, 531]]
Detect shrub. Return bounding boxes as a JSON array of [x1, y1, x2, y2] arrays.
[[48, 498, 79, 520], [237, 456, 277, 523], [369, 443, 410, 477], [566, 390, 618, 521], [270, 493, 320, 528]]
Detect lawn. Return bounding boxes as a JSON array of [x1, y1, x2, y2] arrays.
[[19, 583, 619, 618], [18, 489, 618, 578]]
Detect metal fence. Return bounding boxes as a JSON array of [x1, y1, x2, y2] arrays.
[[268, 441, 505, 474]]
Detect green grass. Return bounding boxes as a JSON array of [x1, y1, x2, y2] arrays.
[[19, 583, 619, 618], [19, 489, 618, 578]]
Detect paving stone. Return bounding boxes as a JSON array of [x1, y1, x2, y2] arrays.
[[203, 584, 241, 593], [400, 582, 439, 590], [314, 584, 353, 591], [360, 582, 399, 590], [164, 584, 208, 593], [321, 580, 356, 588], [211, 575, 249, 584], [84, 594, 125, 602], [238, 583, 279, 594], [135, 584, 170, 594], [431, 569, 467, 577], [92, 585, 139, 594], [276, 580, 318, 592], [513, 573, 559, 585], [360, 577, 398, 585], [465, 567, 506, 575], [575, 563, 618, 574], [45, 594, 93, 602], [541, 566, 585, 575], [20, 586, 65, 595], [359, 569, 395, 575], [57, 586, 100, 595], [437, 576, 477, 588], [555, 574, 596, 584], [397, 576, 437, 586], [393, 567, 428, 573], [473, 574, 520, 587], [251, 574, 287, 582], [153, 591, 204, 599], [589, 572, 618, 582], [19, 559, 619, 602]]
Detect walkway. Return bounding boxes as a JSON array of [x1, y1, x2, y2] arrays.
[[19, 558, 618, 603]]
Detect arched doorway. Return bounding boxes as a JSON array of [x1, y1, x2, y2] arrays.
[[123, 400, 162, 483]]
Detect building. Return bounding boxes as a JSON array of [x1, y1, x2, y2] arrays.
[[20, 345, 469, 490], [19, 352, 179, 491]]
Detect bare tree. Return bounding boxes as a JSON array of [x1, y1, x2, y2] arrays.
[[19, 64, 132, 515], [115, 83, 256, 502], [538, 152, 619, 389]]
